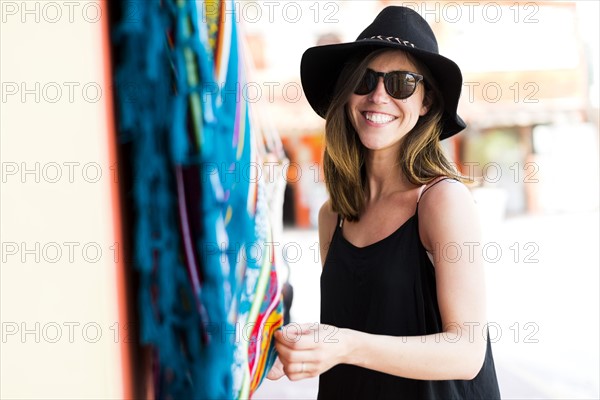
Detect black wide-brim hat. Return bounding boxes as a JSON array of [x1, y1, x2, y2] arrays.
[[301, 6, 466, 139]]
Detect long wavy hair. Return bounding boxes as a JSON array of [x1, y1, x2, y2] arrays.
[[323, 48, 467, 222]]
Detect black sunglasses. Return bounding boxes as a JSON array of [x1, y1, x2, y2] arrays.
[[354, 69, 424, 99]]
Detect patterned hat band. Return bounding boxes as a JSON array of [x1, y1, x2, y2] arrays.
[[361, 35, 416, 48]]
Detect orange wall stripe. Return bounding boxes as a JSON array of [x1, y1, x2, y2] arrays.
[[100, 2, 134, 399]]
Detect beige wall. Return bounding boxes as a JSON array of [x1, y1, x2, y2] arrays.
[[1, 1, 124, 397]]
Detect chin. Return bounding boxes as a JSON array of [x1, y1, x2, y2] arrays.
[[358, 133, 403, 151], [361, 141, 396, 151]]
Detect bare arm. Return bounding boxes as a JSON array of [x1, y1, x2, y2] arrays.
[[275, 181, 488, 381], [318, 200, 338, 268]]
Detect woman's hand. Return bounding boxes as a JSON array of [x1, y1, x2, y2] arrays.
[[273, 323, 351, 381], [266, 357, 285, 380]]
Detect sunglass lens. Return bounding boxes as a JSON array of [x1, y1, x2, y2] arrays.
[[386, 73, 416, 99], [354, 70, 376, 95]]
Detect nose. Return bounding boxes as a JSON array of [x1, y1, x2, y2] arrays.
[[367, 77, 390, 104]]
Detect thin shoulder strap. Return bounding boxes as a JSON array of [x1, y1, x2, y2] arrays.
[[417, 176, 456, 204]]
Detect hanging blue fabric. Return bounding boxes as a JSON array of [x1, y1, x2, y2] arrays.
[[111, 1, 281, 398], [111, 0, 212, 397]]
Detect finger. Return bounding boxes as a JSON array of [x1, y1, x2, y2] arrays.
[[266, 372, 283, 380], [277, 348, 318, 367], [281, 322, 320, 336], [273, 329, 288, 344], [274, 344, 299, 364], [276, 328, 320, 350], [296, 322, 318, 333], [279, 333, 324, 351], [276, 338, 319, 359], [266, 367, 284, 380], [266, 357, 284, 380], [274, 338, 292, 357], [286, 361, 314, 381]]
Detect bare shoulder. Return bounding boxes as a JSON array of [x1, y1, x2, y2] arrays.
[[418, 179, 480, 251], [419, 179, 475, 212], [318, 200, 338, 267]]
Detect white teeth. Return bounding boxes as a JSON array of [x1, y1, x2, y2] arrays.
[[364, 112, 395, 124]]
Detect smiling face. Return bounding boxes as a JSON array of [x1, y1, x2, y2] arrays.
[[347, 50, 430, 152]]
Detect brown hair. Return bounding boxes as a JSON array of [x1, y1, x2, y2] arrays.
[[323, 48, 467, 222]]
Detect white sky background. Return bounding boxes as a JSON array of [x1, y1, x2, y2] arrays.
[[575, 0, 599, 107]]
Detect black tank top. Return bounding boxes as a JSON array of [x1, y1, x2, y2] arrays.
[[319, 180, 501, 399]]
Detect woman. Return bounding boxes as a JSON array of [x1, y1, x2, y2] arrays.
[[268, 6, 501, 399]]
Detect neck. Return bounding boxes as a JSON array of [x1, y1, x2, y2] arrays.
[[364, 147, 416, 202]]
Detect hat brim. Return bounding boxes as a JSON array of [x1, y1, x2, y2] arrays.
[[300, 40, 466, 139]]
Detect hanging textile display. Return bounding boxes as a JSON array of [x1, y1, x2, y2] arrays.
[[110, 0, 283, 398]]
